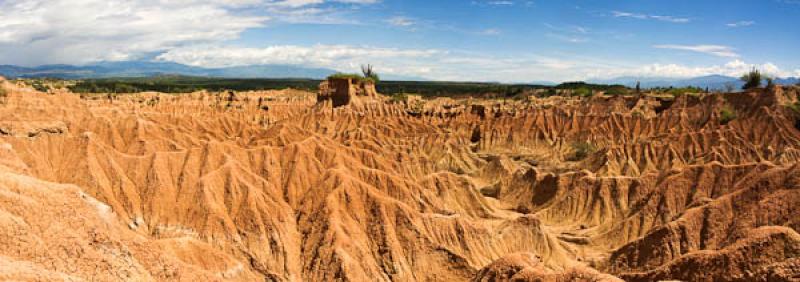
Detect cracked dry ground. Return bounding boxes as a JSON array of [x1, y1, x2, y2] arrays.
[[0, 79, 799, 281]]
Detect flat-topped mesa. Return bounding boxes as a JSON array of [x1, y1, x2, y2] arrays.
[[317, 77, 379, 107]]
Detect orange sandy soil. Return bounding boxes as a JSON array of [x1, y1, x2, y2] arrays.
[[0, 77, 798, 281]]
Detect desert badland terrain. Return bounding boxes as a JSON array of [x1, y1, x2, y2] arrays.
[[0, 76, 799, 281]]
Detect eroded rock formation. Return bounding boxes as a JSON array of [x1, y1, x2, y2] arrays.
[[0, 76, 799, 281], [318, 77, 379, 107]]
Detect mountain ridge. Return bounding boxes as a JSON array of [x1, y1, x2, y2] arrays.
[[1, 61, 797, 88], [0, 61, 428, 81], [0, 61, 337, 79]]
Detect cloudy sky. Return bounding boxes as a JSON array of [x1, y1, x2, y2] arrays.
[[0, 0, 798, 82]]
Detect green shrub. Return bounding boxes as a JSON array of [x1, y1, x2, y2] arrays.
[[664, 86, 705, 97], [327, 72, 375, 83], [605, 86, 629, 96], [327, 73, 363, 80], [720, 106, 737, 125], [567, 141, 596, 161], [31, 81, 49, 93], [573, 87, 591, 97], [741, 68, 762, 89]]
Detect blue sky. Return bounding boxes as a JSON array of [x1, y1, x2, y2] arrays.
[[0, 0, 798, 82]]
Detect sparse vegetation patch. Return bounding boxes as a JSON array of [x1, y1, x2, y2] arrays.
[[567, 141, 597, 161], [720, 106, 738, 125], [327, 73, 373, 83], [327, 66, 380, 84], [573, 87, 591, 97], [652, 86, 705, 97]]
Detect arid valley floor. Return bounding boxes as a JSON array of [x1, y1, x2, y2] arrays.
[[0, 77, 799, 281]]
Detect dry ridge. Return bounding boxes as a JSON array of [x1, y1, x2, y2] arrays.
[[0, 77, 799, 281]]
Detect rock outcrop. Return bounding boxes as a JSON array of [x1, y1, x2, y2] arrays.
[[317, 77, 379, 107]]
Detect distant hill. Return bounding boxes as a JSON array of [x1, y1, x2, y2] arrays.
[[591, 75, 799, 90], [2, 61, 796, 87], [0, 61, 339, 80], [775, 77, 800, 85], [0, 61, 430, 81]]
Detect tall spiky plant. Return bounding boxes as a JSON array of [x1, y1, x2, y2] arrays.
[[741, 67, 763, 90], [361, 64, 380, 83]]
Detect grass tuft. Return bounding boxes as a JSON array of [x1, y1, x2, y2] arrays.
[[719, 106, 738, 125], [327, 73, 376, 83]]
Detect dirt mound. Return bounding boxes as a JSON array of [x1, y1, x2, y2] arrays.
[[0, 80, 798, 281]]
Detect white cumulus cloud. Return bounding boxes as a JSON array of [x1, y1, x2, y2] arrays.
[[155, 43, 799, 82], [587, 60, 795, 79], [0, 0, 267, 65], [0, 0, 381, 65], [157, 44, 444, 75]]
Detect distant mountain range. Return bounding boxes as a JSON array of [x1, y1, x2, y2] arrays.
[[0, 61, 337, 80], [589, 75, 800, 90], [0, 61, 427, 81], [1, 61, 797, 89]]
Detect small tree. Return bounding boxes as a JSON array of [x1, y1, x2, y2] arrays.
[[723, 82, 736, 93], [635, 81, 641, 94], [361, 64, 380, 83], [573, 87, 591, 97], [766, 77, 775, 88], [741, 68, 762, 90]]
